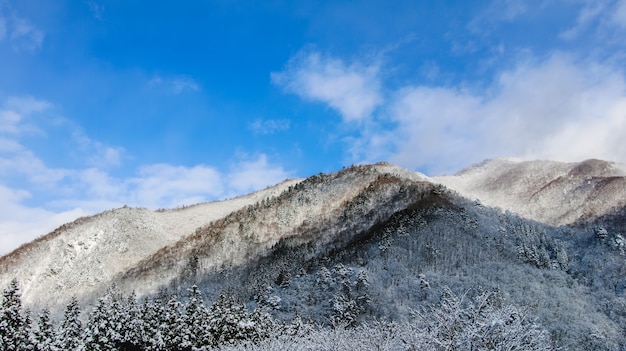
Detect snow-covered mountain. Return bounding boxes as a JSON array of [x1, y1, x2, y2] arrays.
[[0, 162, 427, 310], [435, 158, 626, 226], [1, 159, 626, 350], [0, 178, 302, 309]]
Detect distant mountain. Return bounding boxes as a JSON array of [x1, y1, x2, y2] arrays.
[[435, 158, 626, 226], [1, 159, 626, 350]]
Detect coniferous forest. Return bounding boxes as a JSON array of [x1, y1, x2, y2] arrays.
[[0, 278, 551, 351]]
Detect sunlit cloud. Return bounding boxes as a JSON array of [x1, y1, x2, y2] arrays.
[[272, 49, 382, 122], [226, 154, 291, 196], [359, 54, 626, 174]]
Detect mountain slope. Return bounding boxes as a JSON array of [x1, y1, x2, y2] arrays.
[[116, 163, 431, 297], [0, 178, 302, 309], [0, 163, 427, 310], [434, 158, 626, 226], [1, 159, 626, 350]]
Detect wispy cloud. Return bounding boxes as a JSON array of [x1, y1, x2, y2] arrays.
[[0, 4, 44, 52], [249, 118, 290, 135], [0, 16, 6, 41], [272, 49, 382, 122], [0, 96, 51, 144], [86, 1, 105, 21], [70, 127, 125, 168], [0, 183, 88, 256], [148, 75, 201, 95]]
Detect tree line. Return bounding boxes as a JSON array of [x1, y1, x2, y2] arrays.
[[0, 278, 552, 351], [0, 279, 280, 351]]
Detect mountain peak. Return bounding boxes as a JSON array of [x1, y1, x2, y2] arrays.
[[435, 158, 626, 226]]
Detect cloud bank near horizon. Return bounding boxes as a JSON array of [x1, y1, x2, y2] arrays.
[[274, 51, 626, 174], [0, 96, 291, 255]]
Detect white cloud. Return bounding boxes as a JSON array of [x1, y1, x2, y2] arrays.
[[0, 110, 22, 134], [0, 184, 89, 255], [128, 164, 224, 209], [70, 127, 125, 168], [0, 96, 51, 135], [560, 1, 608, 39], [559, 0, 626, 39], [354, 54, 626, 174], [0, 95, 290, 254], [272, 50, 382, 122], [227, 154, 291, 195], [0, 116, 292, 254], [10, 16, 44, 51], [0, 4, 44, 51]]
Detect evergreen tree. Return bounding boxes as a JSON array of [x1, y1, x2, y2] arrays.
[[83, 289, 122, 351], [32, 309, 57, 351], [247, 306, 276, 342], [118, 292, 142, 350], [162, 295, 191, 351], [139, 296, 166, 351], [57, 297, 82, 350], [184, 285, 211, 348], [207, 293, 248, 346], [0, 279, 32, 351]]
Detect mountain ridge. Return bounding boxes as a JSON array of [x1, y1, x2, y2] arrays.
[[434, 158, 626, 226], [1, 158, 626, 350]]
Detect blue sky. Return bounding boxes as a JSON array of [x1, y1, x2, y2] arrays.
[[1, 0, 626, 254]]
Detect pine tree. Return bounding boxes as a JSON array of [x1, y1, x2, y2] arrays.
[[0, 279, 32, 351], [162, 294, 191, 351], [32, 309, 57, 351], [57, 297, 82, 350], [184, 285, 211, 348], [139, 296, 166, 351], [118, 292, 142, 350], [207, 293, 248, 346], [83, 289, 122, 351]]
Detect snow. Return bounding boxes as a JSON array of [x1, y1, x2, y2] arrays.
[[2, 158, 624, 315], [0, 178, 303, 312], [434, 158, 626, 226]]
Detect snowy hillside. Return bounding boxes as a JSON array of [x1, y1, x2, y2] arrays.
[[0, 178, 302, 309], [435, 158, 626, 226], [2, 159, 626, 350], [0, 162, 428, 311]]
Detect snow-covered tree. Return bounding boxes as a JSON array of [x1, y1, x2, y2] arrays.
[[162, 294, 191, 351], [139, 296, 166, 351], [412, 288, 551, 351], [32, 309, 57, 351], [83, 292, 120, 351], [57, 296, 82, 350], [118, 292, 142, 350], [0, 279, 32, 351], [207, 293, 249, 346], [184, 284, 211, 348]]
